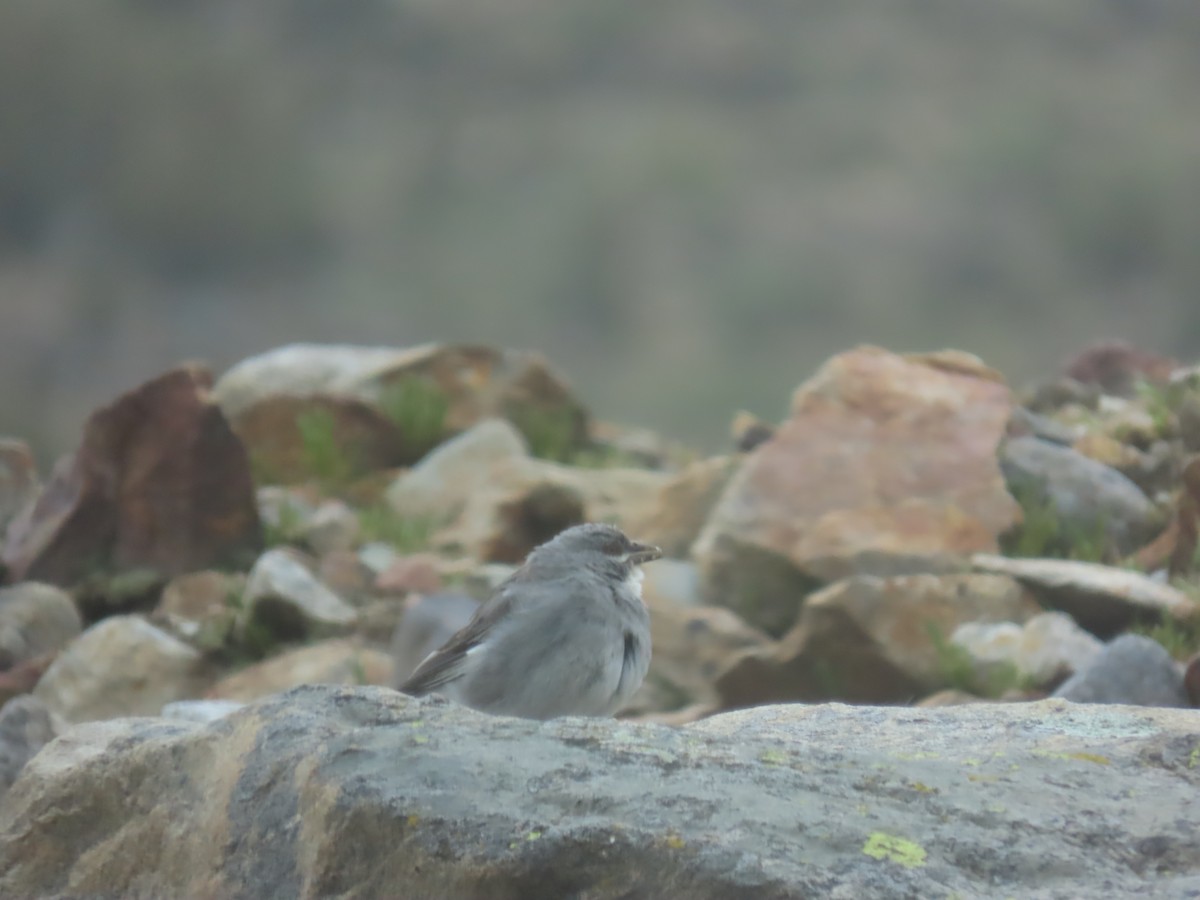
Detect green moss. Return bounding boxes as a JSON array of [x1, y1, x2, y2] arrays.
[[296, 408, 354, 487], [563, 440, 652, 469], [1002, 484, 1109, 563], [357, 503, 434, 552], [378, 377, 449, 456], [926, 621, 1029, 698], [1130, 606, 1200, 661], [262, 499, 305, 548], [249, 450, 287, 488], [510, 406, 580, 462], [1133, 378, 1177, 438]]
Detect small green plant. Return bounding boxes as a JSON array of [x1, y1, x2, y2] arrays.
[[379, 377, 449, 454], [249, 450, 288, 488], [567, 444, 645, 469], [926, 622, 1029, 698], [1133, 378, 1176, 438], [296, 408, 354, 487], [357, 502, 434, 552], [1002, 485, 1109, 562], [219, 588, 280, 664], [262, 499, 305, 548], [1131, 607, 1200, 661], [511, 406, 580, 463]]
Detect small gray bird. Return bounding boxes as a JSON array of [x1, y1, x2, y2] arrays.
[[398, 523, 660, 720]]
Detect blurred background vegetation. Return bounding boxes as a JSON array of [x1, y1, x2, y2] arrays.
[[3, 0, 1200, 461]]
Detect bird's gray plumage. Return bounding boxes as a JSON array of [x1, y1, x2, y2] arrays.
[[398, 523, 659, 720]]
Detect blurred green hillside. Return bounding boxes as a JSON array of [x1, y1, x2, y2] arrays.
[[2, 0, 1199, 458]]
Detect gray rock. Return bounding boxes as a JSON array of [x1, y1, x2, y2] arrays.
[[298, 500, 361, 556], [357, 541, 400, 576], [160, 699, 246, 724], [1000, 436, 1161, 554], [242, 548, 358, 640], [1007, 407, 1082, 445], [3, 685, 1200, 899], [0, 695, 57, 800], [388, 592, 479, 687], [32, 616, 213, 724], [971, 554, 1197, 637], [0, 582, 82, 668], [1054, 633, 1189, 707]]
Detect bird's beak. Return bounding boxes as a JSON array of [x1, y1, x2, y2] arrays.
[[627, 542, 662, 565]]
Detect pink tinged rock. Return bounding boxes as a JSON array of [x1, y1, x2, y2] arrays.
[[374, 553, 444, 596], [693, 347, 1021, 634], [1, 366, 263, 587]]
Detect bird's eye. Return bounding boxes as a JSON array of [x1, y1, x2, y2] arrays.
[[604, 537, 626, 555]]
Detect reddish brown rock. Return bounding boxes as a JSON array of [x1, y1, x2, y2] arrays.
[[1, 367, 262, 587], [0, 439, 38, 534], [715, 572, 1039, 708], [1064, 340, 1176, 396], [693, 347, 1021, 635], [0, 653, 56, 707], [226, 394, 406, 486], [374, 553, 444, 596], [213, 343, 590, 474], [316, 549, 374, 602]]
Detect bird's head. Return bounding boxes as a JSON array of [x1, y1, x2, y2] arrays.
[[533, 523, 662, 572]]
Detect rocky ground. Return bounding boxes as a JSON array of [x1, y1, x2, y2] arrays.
[[1, 339, 1199, 898]]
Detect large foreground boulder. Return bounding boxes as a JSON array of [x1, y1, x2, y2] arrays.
[[2, 685, 1198, 899]]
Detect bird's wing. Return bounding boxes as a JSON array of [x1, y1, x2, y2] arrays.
[[397, 567, 531, 696]]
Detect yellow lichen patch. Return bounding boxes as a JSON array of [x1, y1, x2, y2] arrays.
[[967, 774, 998, 784], [892, 751, 941, 761], [664, 834, 686, 850], [862, 832, 927, 869], [1188, 746, 1200, 769], [525, 831, 542, 841], [406, 814, 421, 827], [1066, 752, 1110, 766], [759, 749, 790, 766], [909, 781, 936, 794], [1033, 749, 1110, 765]]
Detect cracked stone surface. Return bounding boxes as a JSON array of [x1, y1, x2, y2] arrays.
[[1, 684, 1198, 899]]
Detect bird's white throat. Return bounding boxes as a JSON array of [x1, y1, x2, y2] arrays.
[[625, 567, 645, 598]]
